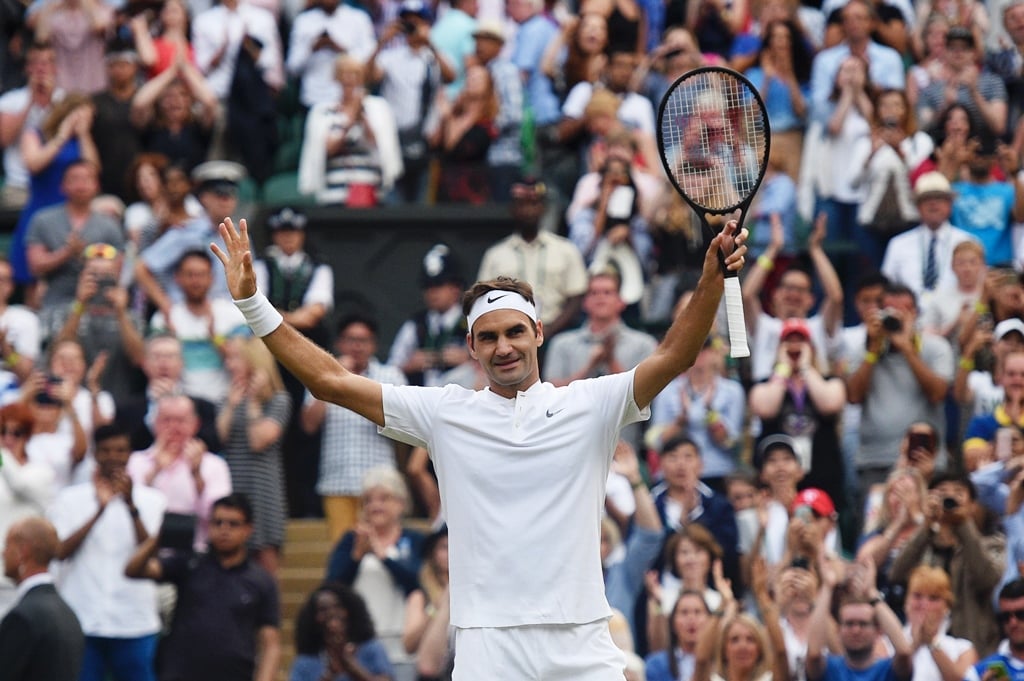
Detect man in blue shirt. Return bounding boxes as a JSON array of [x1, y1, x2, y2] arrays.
[[807, 560, 914, 681], [809, 0, 905, 125], [951, 136, 1023, 266], [967, 579, 1024, 681]]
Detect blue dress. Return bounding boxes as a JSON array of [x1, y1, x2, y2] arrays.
[[11, 134, 83, 284]]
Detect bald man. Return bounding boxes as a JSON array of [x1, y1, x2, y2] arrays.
[[0, 517, 84, 681]]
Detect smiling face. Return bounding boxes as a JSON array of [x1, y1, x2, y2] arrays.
[[467, 309, 544, 398], [723, 619, 762, 673]]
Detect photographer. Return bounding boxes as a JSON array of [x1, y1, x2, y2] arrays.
[[124, 493, 281, 681], [847, 282, 954, 496], [889, 472, 1004, 655], [54, 244, 145, 403]]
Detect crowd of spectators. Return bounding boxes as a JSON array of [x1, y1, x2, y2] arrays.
[[11, 0, 1024, 678]]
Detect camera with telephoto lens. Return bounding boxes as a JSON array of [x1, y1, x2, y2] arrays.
[[879, 308, 902, 333], [942, 497, 959, 511]]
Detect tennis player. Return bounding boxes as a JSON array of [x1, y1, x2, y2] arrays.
[[212, 213, 747, 679]]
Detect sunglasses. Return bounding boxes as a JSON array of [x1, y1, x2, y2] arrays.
[[0, 427, 26, 438], [82, 243, 119, 260], [997, 609, 1024, 624]]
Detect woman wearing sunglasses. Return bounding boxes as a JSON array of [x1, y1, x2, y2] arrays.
[[0, 402, 56, 617]]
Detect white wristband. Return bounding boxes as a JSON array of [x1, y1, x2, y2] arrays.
[[233, 290, 283, 337]]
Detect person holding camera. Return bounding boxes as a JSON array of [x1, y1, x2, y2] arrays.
[[889, 471, 1004, 655], [847, 282, 954, 496], [367, 0, 455, 204], [124, 493, 281, 681], [54, 244, 144, 404]]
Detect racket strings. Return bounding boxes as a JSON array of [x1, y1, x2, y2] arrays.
[[660, 70, 768, 212]]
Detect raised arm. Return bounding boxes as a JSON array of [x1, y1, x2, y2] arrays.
[[211, 219, 385, 425], [633, 222, 747, 409], [742, 212, 785, 335], [807, 213, 844, 336]]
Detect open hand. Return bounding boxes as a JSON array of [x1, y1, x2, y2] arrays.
[[210, 218, 257, 300]]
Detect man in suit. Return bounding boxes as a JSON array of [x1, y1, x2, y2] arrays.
[[0, 516, 85, 681]]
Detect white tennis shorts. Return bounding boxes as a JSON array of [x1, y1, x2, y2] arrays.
[[452, 619, 627, 680]]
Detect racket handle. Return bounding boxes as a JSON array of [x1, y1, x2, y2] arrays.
[[723, 277, 750, 358]]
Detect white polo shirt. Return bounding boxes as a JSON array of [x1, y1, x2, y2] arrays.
[[48, 484, 165, 637], [380, 369, 648, 629]]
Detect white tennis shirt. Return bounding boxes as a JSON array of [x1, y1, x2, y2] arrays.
[[380, 369, 649, 628]]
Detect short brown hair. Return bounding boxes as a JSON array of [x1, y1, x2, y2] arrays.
[[461, 277, 537, 317]]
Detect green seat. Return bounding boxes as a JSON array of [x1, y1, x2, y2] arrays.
[[262, 172, 316, 207]]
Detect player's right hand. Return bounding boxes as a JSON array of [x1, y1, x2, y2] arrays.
[[211, 217, 257, 300]]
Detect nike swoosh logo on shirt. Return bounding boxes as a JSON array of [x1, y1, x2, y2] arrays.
[[546, 408, 565, 418]]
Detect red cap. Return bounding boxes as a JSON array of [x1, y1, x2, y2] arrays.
[[780, 317, 811, 341], [792, 488, 836, 518]]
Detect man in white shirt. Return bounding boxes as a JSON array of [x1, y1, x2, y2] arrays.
[[881, 172, 979, 299], [47, 423, 165, 681], [149, 249, 249, 404], [211, 211, 748, 679], [192, 0, 284, 101], [285, 0, 376, 108]]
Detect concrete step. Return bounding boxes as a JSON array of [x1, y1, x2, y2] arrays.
[[285, 519, 330, 543]]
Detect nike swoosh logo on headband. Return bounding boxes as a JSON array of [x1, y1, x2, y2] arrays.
[[486, 294, 509, 304]]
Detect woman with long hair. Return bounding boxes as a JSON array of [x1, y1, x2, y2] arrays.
[[541, 12, 610, 97], [744, 19, 812, 179], [695, 559, 789, 681], [132, 53, 219, 172], [216, 336, 291, 575], [645, 590, 713, 681], [290, 582, 394, 681], [851, 88, 935, 237], [10, 93, 99, 288], [432, 64, 499, 204], [856, 467, 928, 615], [646, 525, 725, 652]]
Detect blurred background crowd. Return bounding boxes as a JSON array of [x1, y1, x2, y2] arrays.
[[10, 0, 1024, 678]]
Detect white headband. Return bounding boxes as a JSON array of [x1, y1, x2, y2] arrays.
[[467, 291, 538, 332]]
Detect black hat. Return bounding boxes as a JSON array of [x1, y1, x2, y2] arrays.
[[510, 174, 548, 200], [267, 207, 307, 231], [420, 244, 464, 288], [945, 26, 976, 47], [753, 433, 800, 470]]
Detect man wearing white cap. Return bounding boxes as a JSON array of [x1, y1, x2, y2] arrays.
[[212, 215, 748, 679], [881, 171, 980, 298]]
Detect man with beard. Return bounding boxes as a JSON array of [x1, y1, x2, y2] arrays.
[[806, 559, 914, 681], [477, 176, 588, 339]]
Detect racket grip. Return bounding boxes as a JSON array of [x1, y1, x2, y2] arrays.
[[723, 277, 750, 358]]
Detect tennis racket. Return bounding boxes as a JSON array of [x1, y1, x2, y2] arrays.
[[656, 66, 771, 359]]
